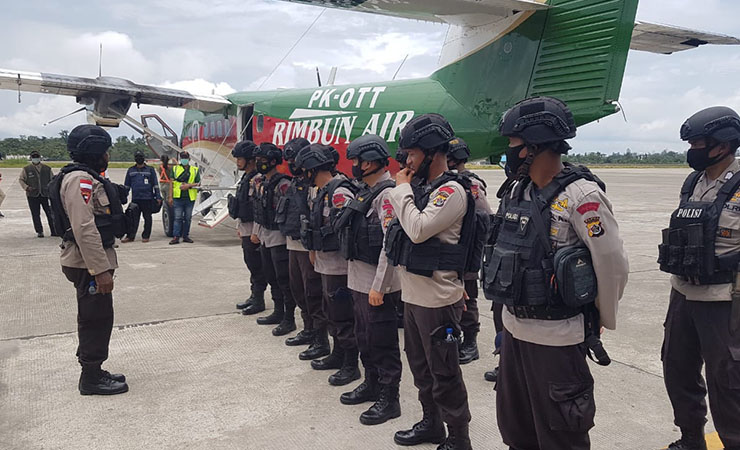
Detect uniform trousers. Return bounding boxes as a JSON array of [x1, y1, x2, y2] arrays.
[[404, 299, 471, 426], [241, 237, 267, 296], [62, 267, 114, 370], [497, 328, 594, 450], [321, 274, 356, 350], [260, 244, 294, 316], [663, 289, 740, 447], [352, 290, 402, 385], [27, 196, 56, 235], [460, 278, 480, 334], [289, 250, 323, 330]]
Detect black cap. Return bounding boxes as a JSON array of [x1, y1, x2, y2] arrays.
[[30, 150, 41, 158]]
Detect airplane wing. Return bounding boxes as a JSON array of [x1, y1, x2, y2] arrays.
[[630, 21, 740, 54], [0, 69, 231, 113]]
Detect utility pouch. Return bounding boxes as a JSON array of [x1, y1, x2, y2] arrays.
[[300, 215, 314, 250], [320, 224, 339, 251], [275, 196, 288, 225], [227, 193, 238, 219], [554, 246, 597, 308]]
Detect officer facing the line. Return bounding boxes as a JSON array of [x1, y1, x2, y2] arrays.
[[49, 124, 129, 395], [658, 106, 740, 450], [336, 134, 403, 425], [485, 96, 629, 450], [386, 114, 474, 450], [229, 140, 268, 315]]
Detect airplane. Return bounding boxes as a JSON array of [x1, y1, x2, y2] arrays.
[[1, 0, 738, 235]]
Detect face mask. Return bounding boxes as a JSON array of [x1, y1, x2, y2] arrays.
[[31, 158, 41, 164], [505, 144, 527, 177], [257, 161, 272, 174], [180, 159, 190, 166], [687, 144, 725, 171], [135, 156, 145, 164], [306, 170, 317, 186], [352, 164, 365, 180], [288, 162, 303, 176]]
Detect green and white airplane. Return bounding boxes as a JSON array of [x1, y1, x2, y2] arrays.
[[1, 0, 737, 230]]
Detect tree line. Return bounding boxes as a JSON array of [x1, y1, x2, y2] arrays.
[[0, 131, 156, 162], [564, 150, 687, 165]]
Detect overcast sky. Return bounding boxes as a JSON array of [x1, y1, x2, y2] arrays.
[[0, 0, 738, 154]]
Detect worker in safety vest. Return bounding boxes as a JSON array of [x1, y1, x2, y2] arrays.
[[169, 151, 200, 245]]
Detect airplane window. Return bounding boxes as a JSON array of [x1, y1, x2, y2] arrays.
[[217, 120, 223, 137], [203, 123, 209, 139], [257, 114, 264, 133], [210, 122, 216, 139]]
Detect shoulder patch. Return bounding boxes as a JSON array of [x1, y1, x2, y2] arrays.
[[577, 202, 601, 215], [470, 184, 480, 199], [584, 216, 604, 238], [332, 192, 347, 208], [79, 178, 93, 204], [432, 186, 455, 207], [551, 197, 569, 212]]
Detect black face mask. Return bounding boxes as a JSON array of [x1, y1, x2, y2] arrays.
[[306, 170, 317, 186], [135, 156, 145, 165], [687, 144, 725, 171], [505, 144, 527, 177], [288, 162, 303, 176], [257, 161, 272, 174], [352, 164, 364, 180]]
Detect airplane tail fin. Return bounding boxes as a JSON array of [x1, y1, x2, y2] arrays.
[[431, 0, 639, 128]]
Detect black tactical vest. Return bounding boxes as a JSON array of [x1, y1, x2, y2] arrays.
[[336, 179, 395, 264], [385, 172, 484, 278], [483, 165, 605, 319], [276, 177, 310, 240], [301, 177, 356, 251], [48, 164, 127, 249], [253, 173, 290, 230], [658, 171, 740, 284]]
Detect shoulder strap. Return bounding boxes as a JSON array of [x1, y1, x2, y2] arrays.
[[714, 171, 740, 206], [365, 179, 395, 203], [462, 171, 487, 189], [680, 171, 702, 203]]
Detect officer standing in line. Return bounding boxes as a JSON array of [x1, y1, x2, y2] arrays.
[[228, 141, 268, 314], [276, 138, 326, 351], [336, 134, 403, 425], [49, 124, 129, 395], [250, 143, 296, 336], [447, 137, 493, 365], [19, 150, 57, 237], [658, 106, 740, 450], [485, 97, 629, 450], [386, 114, 473, 450], [295, 145, 360, 386]]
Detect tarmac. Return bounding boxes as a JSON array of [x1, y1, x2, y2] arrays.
[[0, 167, 727, 450]]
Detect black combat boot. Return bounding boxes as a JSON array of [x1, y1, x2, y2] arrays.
[[242, 292, 265, 315], [256, 301, 284, 325], [340, 373, 379, 405], [484, 366, 498, 382], [285, 328, 315, 346], [272, 309, 296, 336], [436, 423, 472, 450], [393, 404, 446, 446], [300, 328, 331, 360], [328, 348, 361, 386], [667, 428, 707, 450], [78, 366, 129, 396], [360, 384, 401, 425], [100, 369, 126, 382], [458, 331, 479, 365], [312, 338, 345, 370], [236, 294, 257, 310]]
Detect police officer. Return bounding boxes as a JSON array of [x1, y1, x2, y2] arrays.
[[50, 124, 129, 395], [485, 96, 629, 450], [447, 137, 493, 365], [276, 138, 325, 350], [250, 143, 296, 336], [336, 134, 403, 425], [386, 114, 474, 450], [294, 145, 360, 386], [229, 141, 268, 315], [658, 106, 740, 450]]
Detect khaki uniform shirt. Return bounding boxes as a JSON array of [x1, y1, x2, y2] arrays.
[[238, 221, 253, 237], [671, 159, 740, 302], [287, 236, 308, 252], [388, 176, 467, 308], [59, 170, 118, 276], [502, 177, 629, 346], [251, 174, 290, 248], [347, 172, 401, 294]]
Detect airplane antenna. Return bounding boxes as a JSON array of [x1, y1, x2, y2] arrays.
[[258, 8, 327, 90], [98, 43, 103, 77], [392, 54, 409, 81], [316, 67, 322, 87], [43, 106, 87, 127]]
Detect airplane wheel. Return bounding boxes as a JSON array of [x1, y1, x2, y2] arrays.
[[162, 203, 174, 237]]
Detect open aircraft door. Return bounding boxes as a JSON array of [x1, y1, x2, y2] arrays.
[[238, 104, 254, 141]]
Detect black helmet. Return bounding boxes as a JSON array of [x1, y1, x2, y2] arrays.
[[347, 134, 390, 163], [295, 144, 333, 171], [447, 137, 470, 162], [399, 113, 454, 152], [283, 138, 310, 161], [67, 125, 112, 160], [680, 106, 740, 143], [232, 140, 258, 159], [499, 96, 576, 148], [254, 142, 283, 164], [323, 145, 340, 167], [395, 148, 408, 165]]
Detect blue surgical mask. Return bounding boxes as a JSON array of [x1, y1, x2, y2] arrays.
[[31, 158, 41, 164], [180, 159, 190, 166]]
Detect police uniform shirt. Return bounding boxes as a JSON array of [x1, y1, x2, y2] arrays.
[[671, 158, 740, 302], [387, 176, 467, 308], [347, 172, 402, 295], [314, 174, 353, 276], [251, 174, 291, 248], [502, 177, 629, 346], [286, 236, 308, 252], [59, 171, 118, 276]]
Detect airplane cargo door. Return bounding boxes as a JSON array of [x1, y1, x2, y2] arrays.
[[238, 104, 254, 141]]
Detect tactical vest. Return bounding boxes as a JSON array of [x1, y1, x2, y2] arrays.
[[658, 171, 740, 284], [276, 177, 310, 239], [228, 171, 258, 222], [24, 164, 53, 197], [253, 173, 290, 230], [385, 172, 488, 278], [336, 179, 395, 264], [48, 164, 127, 249], [483, 165, 605, 320], [301, 177, 356, 251]]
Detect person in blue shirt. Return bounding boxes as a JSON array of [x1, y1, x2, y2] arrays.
[[122, 151, 162, 243]]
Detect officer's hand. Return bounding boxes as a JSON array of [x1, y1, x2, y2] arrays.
[[369, 289, 384, 306], [95, 271, 114, 294], [600, 326, 604, 336], [309, 251, 316, 266], [395, 168, 414, 185], [250, 234, 260, 244]]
